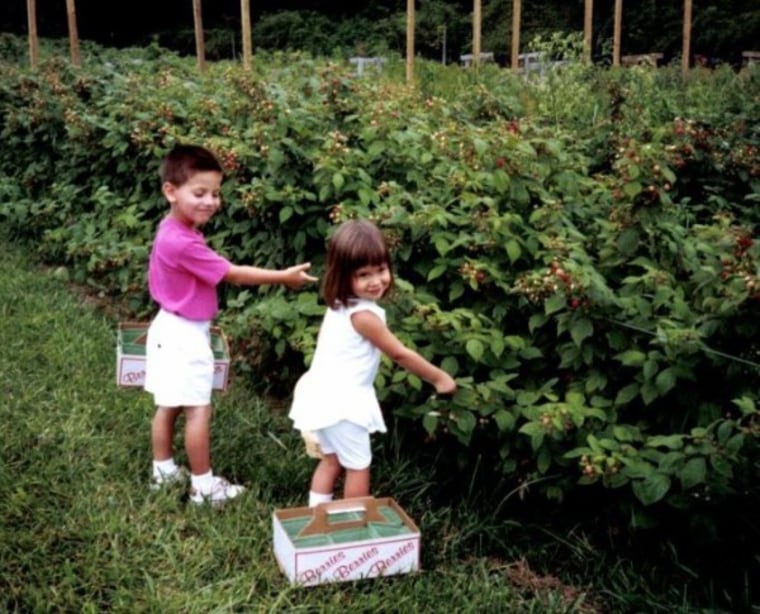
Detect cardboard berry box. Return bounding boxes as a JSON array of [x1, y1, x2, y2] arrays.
[[115, 321, 230, 390], [273, 496, 421, 586]]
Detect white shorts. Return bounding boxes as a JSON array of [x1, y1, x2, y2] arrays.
[[315, 421, 372, 470], [144, 309, 214, 407]]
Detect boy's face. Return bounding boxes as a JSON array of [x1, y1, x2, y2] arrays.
[[162, 170, 222, 228]]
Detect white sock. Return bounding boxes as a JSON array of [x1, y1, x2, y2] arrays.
[[191, 470, 214, 493], [153, 458, 178, 477], [309, 491, 334, 507]]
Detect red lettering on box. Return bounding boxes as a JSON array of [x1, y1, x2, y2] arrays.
[[333, 546, 379, 579], [367, 541, 417, 576], [297, 551, 346, 584], [122, 370, 145, 384]]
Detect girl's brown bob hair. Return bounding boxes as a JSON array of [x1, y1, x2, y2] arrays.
[[322, 219, 394, 308]]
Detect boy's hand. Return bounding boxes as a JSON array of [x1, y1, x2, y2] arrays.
[[284, 263, 318, 289]]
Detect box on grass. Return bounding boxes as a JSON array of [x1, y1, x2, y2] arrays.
[[273, 496, 421, 586], [115, 321, 230, 390]]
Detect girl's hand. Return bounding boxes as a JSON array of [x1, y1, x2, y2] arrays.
[[284, 263, 318, 289], [434, 373, 457, 395]]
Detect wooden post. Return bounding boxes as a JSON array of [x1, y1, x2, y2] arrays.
[[583, 0, 593, 64], [613, 0, 622, 66], [406, 0, 415, 83], [682, 0, 692, 73], [241, 0, 252, 71], [65, 0, 81, 67], [511, 0, 521, 72], [192, 0, 206, 73], [473, 0, 481, 68], [26, 0, 39, 69]]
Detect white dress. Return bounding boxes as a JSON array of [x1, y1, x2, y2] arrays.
[[289, 299, 387, 434]]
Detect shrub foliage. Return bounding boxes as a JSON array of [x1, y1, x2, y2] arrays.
[[1, 37, 759, 530]]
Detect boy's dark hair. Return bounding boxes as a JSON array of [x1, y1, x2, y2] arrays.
[[322, 219, 394, 309], [159, 144, 223, 186]]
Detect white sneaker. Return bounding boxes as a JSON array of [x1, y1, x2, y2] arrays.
[[150, 466, 189, 491], [189, 476, 245, 506]]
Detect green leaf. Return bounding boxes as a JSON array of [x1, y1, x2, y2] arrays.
[[632, 473, 671, 505], [449, 281, 464, 302], [465, 338, 484, 361], [615, 383, 640, 404], [493, 409, 515, 432], [710, 455, 733, 477], [544, 293, 566, 315], [441, 356, 459, 376], [427, 264, 447, 281], [646, 435, 684, 450], [519, 422, 545, 450], [358, 187, 375, 206], [504, 335, 526, 350], [717, 420, 732, 443], [640, 382, 659, 405], [655, 368, 677, 394], [615, 350, 646, 366], [528, 313, 548, 333], [725, 433, 745, 454], [422, 412, 438, 435], [368, 141, 385, 157], [733, 396, 757, 416], [679, 457, 706, 489], [623, 181, 642, 198], [537, 447, 552, 474], [570, 318, 593, 346], [279, 206, 293, 223], [332, 172, 345, 191], [452, 409, 477, 434], [490, 335, 505, 358], [506, 240, 521, 263], [616, 228, 640, 256], [620, 459, 655, 479], [643, 359, 658, 380], [613, 425, 638, 442], [434, 236, 449, 256], [585, 371, 607, 393]]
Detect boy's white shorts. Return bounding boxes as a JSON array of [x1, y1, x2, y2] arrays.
[[315, 421, 372, 470], [144, 309, 214, 407]]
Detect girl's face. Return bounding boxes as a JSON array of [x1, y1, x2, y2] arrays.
[[163, 170, 222, 228], [351, 263, 391, 301]]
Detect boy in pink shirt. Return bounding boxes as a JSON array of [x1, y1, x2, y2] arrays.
[[145, 144, 316, 505]]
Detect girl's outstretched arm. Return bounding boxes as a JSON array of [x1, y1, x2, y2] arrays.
[[351, 310, 456, 394]]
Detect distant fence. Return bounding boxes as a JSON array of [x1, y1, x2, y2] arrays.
[[27, 0, 706, 81]]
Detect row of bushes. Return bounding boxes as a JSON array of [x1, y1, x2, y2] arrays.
[[1, 37, 759, 535]]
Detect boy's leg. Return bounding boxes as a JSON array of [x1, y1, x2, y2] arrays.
[[150, 406, 188, 489], [183, 404, 244, 505], [151, 406, 182, 460], [343, 467, 370, 498], [183, 404, 212, 475]]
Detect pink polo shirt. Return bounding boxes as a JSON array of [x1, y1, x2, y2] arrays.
[[148, 217, 231, 321]]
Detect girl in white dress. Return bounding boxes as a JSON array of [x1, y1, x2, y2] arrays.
[[289, 219, 457, 507]]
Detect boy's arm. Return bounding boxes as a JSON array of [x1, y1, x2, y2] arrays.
[[224, 262, 317, 289], [350, 310, 457, 394]]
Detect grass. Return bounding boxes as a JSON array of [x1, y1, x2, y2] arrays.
[[0, 240, 744, 613]]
